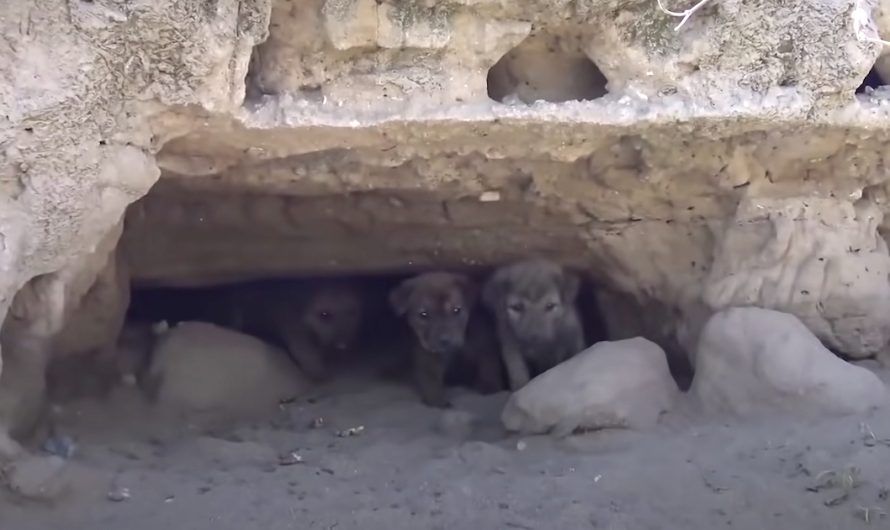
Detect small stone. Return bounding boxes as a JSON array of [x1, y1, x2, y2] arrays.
[[279, 452, 304, 466], [335, 425, 365, 438], [42, 433, 77, 459], [310, 417, 325, 429], [107, 486, 131, 502], [516, 440, 527, 451], [479, 191, 501, 202]]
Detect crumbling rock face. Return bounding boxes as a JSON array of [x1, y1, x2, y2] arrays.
[[701, 197, 890, 361], [4, 0, 890, 444], [0, 0, 270, 447]]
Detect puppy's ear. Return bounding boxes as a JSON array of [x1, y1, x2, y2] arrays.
[[389, 279, 415, 316], [482, 269, 506, 309], [454, 275, 478, 307], [558, 269, 581, 303]]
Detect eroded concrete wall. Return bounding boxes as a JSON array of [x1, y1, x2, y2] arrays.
[[0, 0, 270, 453]]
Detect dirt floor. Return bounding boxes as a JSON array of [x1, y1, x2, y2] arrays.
[[3, 357, 890, 530]]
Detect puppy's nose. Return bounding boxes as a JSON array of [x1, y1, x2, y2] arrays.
[[436, 336, 461, 351]]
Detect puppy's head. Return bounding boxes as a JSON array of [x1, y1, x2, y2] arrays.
[[482, 259, 579, 346], [389, 272, 477, 355], [302, 281, 363, 352]]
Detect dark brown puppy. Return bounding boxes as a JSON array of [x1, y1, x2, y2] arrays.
[[482, 258, 585, 391], [217, 278, 364, 381], [128, 278, 364, 381], [389, 271, 503, 408]]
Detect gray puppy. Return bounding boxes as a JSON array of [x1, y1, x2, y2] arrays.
[[482, 258, 585, 391]]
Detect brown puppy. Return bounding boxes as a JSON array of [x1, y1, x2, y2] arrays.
[[128, 278, 363, 381], [230, 278, 363, 381], [389, 271, 503, 408], [482, 258, 585, 391]]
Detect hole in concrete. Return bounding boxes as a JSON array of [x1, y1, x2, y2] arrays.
[[856, 67, 886, 94], [487, 32, 608, 104], [243, 46, 276, 103]]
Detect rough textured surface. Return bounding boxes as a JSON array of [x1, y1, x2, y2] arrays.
[[0, 0, 270, 443], [6, 365, 890, 529], [501, 337, 679, 435], [690, 307, 889, 418], [3, 455, 70, 502], [146, 322, 306, 425]]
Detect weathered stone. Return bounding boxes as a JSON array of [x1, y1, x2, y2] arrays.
[[0, 0, 270, 446], [4, 455, 69, 501], [701, 197, 890, 360], [501, 338, 679, 436], [146, 322, 306, 425], [690, 307, 888, 418]]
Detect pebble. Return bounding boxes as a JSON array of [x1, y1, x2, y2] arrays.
[[107, 486, 131, 502], [42, 433, 77, 459], [279, 452, 304, 466], [336, 426, 365, 438]]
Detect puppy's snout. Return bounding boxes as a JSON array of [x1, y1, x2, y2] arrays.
[[434, 334, 462, 352], [519, 324, 551, 345]]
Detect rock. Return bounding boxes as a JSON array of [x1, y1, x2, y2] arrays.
[[41, 432, 77, 460], [106, 486, 131, 503], [146, 321, 307, 425], [701, 197, 890, 360], [4, 455, 69, 501], [690, 307, 889, 418], [501, 337, 679, 436]]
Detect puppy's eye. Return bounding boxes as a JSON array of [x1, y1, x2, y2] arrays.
[[452, 307, 462, 315], [418, 311, 429, 320], [508, 303, 524, 313], [545, 302, 558, 312], [319, 311, 331, 321]]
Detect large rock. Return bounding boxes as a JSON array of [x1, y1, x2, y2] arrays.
[[690, 307, 888, 418], [701, 197, 890, 361], [3, 455, 70, 501], [146, 321, 306, 424], [501, 337, 679, 436]]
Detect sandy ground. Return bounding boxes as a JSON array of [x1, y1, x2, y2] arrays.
[[4, 360, 890, 530]]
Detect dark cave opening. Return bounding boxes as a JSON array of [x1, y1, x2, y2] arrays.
[[486, 33, 609, 104], [856, 67, 886, 94], [115, 268, 629, 403]]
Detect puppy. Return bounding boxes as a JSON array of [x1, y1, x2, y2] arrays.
[[227, 278, 363, 381], [482, 258, 585, 391], [389, 271, 504, 408], [128, 278, 364, 381]]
